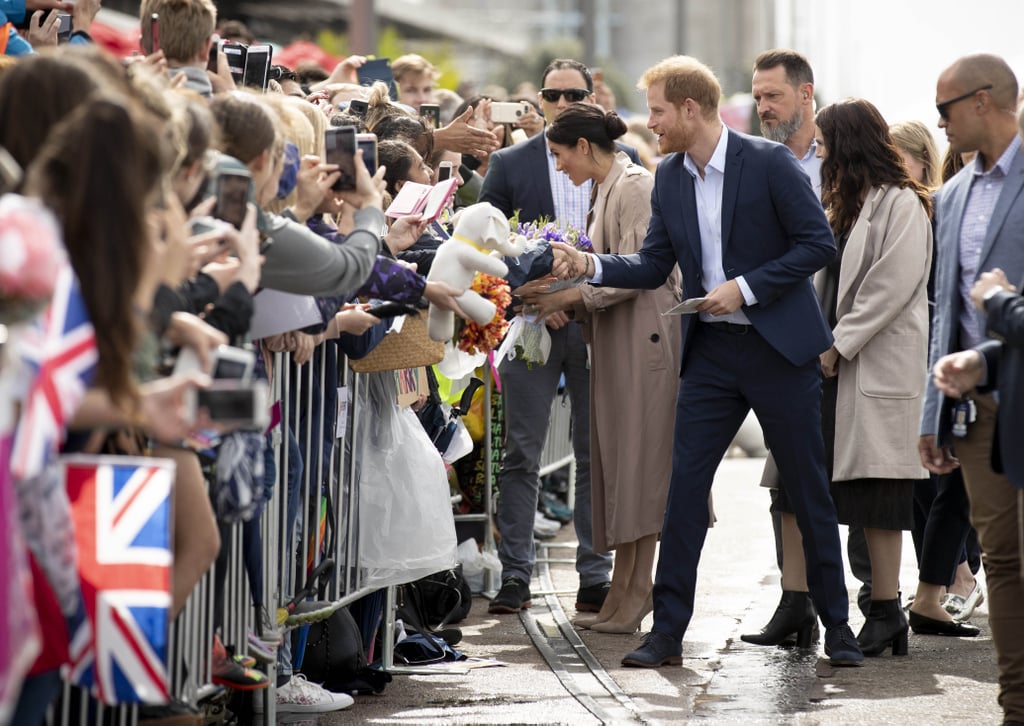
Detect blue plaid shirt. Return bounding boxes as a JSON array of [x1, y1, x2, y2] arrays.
[[958, 134, 1022, 349]]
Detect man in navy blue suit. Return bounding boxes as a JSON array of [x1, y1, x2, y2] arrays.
[[560, 55, 863, 667]]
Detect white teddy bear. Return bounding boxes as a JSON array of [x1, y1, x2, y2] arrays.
[[426, 202, 527, 342]]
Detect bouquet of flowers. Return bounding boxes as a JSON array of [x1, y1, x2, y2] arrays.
[[456, 273, 511, 355], [494, 216, 594, 369], [514, 216, 593, 292]]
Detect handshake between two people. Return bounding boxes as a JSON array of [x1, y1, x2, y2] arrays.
[[547, 242, 746, 317], [549, 241, 589, 280]]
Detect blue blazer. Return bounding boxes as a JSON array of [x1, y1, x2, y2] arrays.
[[600, 129, 835, 368], [479, 132, 641, 224], [921, 145, 1024, 442]]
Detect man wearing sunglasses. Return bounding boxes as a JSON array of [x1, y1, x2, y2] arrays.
[[920, 53, 1024, 725], [478, 59, 640, 617]]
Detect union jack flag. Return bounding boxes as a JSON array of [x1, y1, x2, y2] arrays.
[[64, 455, 174, 705], [11, 264, 97, 480]]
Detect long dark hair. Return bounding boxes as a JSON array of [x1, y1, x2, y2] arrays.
[[26, 97, 169, 408], [817, 98, 932, 236], [545, 102, 626, 154]]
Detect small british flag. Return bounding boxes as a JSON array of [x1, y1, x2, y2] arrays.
[[64, 455, 175, 705], [10, 264, 97, 481]]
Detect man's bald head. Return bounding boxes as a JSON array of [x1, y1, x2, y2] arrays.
[[945, 54, 1019, 112]]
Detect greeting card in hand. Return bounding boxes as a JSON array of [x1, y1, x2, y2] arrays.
[[384, 177, 459, 222]]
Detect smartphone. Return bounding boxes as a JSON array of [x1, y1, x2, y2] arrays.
[[147, 13, 160, 53], [222, 42, 247, 83], [419, 103, 441, 131], [325, 126, 357, 192], [213, 170, 252, 229], [356, 132, 378, 174], [348, 99, 369, 117], [211, 345, 255, 383], [56, 13, 72, 43], [242, 44, 273, 91], [197, 380, 269, 429], [206, 35, 221, 73], [436, 161, 454, 182], [365, 302, 418, 319], [490, 101, 531, 125], [356, 57, 394, 99]]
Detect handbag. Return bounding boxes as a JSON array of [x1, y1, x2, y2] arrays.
[[348, 312, 444, 373]]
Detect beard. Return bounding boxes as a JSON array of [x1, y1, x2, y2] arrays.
[[760, 110, 803, 144]]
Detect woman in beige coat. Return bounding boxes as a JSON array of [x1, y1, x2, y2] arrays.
[[787, 98, 933, 657], [519, 103, 681, 633]]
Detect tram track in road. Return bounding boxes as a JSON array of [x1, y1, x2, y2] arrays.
[[521, 541, 648, 725]]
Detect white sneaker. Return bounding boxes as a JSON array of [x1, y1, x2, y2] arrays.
[[260, 674, 354, 714], [534, 511, 561, 537]]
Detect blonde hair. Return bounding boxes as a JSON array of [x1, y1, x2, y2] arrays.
[[139, 0, 216, 62], [261, 95, 314, 214], [287, 97, 326, 158], [364, 81, 404, 131], [889, 120, 941, 190], [638, 55, 721, 119], [391, 54, 439, 84]]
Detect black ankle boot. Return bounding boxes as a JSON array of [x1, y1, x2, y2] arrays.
[[741, 590, 818, 647], [856, 599, 908, 656]]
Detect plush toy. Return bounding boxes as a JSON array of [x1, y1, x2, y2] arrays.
[[427, 202, 527, 341]]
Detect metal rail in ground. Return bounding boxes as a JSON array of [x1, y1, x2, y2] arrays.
[[521, 541, 647, 725]]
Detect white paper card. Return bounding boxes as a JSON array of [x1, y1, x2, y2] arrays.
[[662, 297, 707, 315], [247, 289, 323, 339], [335, 386, 349, 440]]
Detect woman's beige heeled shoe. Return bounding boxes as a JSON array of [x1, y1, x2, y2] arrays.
[[590, 593, 653, 634]]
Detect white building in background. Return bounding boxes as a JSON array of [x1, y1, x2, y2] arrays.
[[774, 0, 1024, 148]]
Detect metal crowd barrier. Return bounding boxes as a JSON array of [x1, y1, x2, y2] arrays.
[[46, 340, 576, 724], [538, 389, 577, 508]]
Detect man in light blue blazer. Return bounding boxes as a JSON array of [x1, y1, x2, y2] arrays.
[[568, 55, 862, 668], [918, 53, 1024, 724]]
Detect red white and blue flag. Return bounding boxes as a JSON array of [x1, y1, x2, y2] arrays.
[[11, 264, 97, 481], [64, 456, 175, 705]]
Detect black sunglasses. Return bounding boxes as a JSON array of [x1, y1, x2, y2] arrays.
[[936, 84, 993, 121], [540, 88, 590, 103]]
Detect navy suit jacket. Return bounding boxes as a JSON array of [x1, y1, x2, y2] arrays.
[[600, 129, 835, 368], [978, 288, 1024, 487], [479, 132, 641, 224], [921, 145, 1024, 442]]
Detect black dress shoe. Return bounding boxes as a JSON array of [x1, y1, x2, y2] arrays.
[[824, 623, 864, 666], [575, 582, 611, 613], [741, 590, 818, 648], [856, 599, 909, 656], [488, 576, 531, 614], [908, 610, 980, 637], [621, 631, 683, 668]]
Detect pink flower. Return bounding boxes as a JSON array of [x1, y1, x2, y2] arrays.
[[0, 195, 64, 303]]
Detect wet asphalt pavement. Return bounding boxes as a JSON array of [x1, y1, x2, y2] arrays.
[[310, 456, 1001, 725]]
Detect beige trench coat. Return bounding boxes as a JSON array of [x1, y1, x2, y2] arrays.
[[576, 153, 682, 551], [831, 184, 932, 482]]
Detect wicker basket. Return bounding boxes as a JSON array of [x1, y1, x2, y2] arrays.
[[348, 313, 445, 373]]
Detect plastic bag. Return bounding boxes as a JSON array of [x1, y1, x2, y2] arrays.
[[357, 372, 458, 588], [494, 315, 551, 370], [457, 538, 501, 593]]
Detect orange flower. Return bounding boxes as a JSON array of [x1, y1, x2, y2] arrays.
[[458, 273, 512, 355]]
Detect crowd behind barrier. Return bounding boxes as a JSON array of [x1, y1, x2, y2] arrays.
[[40, 344, 569, 724]]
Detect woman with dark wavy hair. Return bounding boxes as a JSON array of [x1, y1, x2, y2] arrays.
[[766, 97, 934, 657]]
